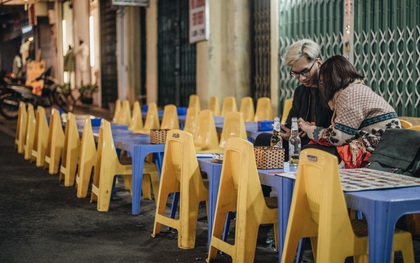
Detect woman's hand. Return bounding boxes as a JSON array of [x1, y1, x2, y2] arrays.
[[298, 118, 317, 139], [298, 118, 313, 133]]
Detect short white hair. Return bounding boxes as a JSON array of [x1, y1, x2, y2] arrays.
[[283, 39, 321, 67]]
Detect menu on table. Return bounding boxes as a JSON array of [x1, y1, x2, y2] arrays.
[[275, 168, 420, 192]]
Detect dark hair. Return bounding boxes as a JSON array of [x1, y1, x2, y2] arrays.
[[318, 55, 364, 105]]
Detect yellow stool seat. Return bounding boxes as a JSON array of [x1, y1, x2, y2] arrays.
[[194, 110, 219, 153], [281, 98, 293, 124], [23, 104, 36, 161], [240, 96, 255, 122], [218, 111, 247, 149], [44, 108, 65, 174], [221, 96, 237, 117], [161, 104, 179, 130], [281, 149, 414, 263], [114, 100, 131, 125], [254, 97, 273, 122], [31, 106, 49, 167], [407, 125, 420, 131], [188, 94, 201, 111], [76, 116, 97, 198], [152, 130, 208, 249], [129, 101, 143, 131], [183, 107, 199, 136], [208, 96, 220, 116], [134, 102, 160, 134], [90, 120, 132, 211], [207, 138, 278, 262], [111, 99, 121, 123], [15, 101, 27, 154], [59, 112, 80, 187]]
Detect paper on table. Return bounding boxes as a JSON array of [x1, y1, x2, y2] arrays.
[[276, 168, 420, 192], [275, 172, 296, 180]]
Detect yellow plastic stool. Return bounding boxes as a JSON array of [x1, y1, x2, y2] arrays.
[[207, 137, 278, 262], [281, 98, 293, 124], [218, 111, 247, 149], [400, 119, 413, 129], [161, 104, 179, 130], [134, 102, 160, 134], [23, 104, 36, 160], [129, 101, 143, 131], [152, 130, 208, 249], [221, 96, 237, 117], [208, 96, 220, 116], [90, 120, 159, 211], [15, 102, 27, 154], [281, 149, 414, 263], [188, 94, 201, 111], [76, 116, 97, 198], [240, 96, 255, 122], [90, 120, 132, 211], [114, 100, 131, 125], [44, 108, 65, 174], [183, 107, 199, 136], [59, 112, 80, 187], [254, 97, 273, 122], [407, 125, 420, 131], [31, 106, 49, 167], [112, 99, 121, 123], [194, 109, 219, 152]]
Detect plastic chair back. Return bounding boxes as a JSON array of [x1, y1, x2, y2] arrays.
[[219, 111, 247, 149], [240, 96, 255, 122], [281, 98, 293, 124], [400, 119, 413, 129], [209, 96, 220, 116], [114, 100, 131, 125], [76, 116, 97, 198], [23, 104, 36, 160], [183, 107, 199, 136], [59, 112, 80, 187], [207, 137, 278, 262], [161, 104, 180, 130], [281, 149, 414, 263], [221, 96, 237, 117], [152, 130, 208, 249], [254, 97, 273, 122], [136, 102, 160, 134], [112, 99, 121, 122], [44, 108, 65, 174], [188, 94, 201, 111], [129, 101, 143, 131], [15, 102, 27, 154], [31, 106, 49, 167], [194, 109, 219, 152], [90, 120, 133, 211]]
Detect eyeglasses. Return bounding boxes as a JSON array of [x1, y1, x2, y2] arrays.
[[290, 60, 317, 78]]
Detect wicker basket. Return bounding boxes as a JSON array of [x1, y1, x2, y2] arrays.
[[254, 146, 285, 169], [150, 129, 170, 144]]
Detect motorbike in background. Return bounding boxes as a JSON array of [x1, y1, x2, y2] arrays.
[[0, 68, 72, 119]]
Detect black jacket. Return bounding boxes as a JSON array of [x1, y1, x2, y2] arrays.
[[284, 84, 333, 146]]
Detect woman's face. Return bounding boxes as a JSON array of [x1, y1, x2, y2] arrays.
[[290, 57, 321, 88]]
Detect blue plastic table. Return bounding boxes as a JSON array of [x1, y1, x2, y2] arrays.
[[115, 134, 165, 215]]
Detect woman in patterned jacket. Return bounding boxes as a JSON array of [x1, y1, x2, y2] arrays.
[[298, 55, 401, 168]]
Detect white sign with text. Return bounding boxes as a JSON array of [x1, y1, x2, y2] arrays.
[[189, 0, 209, 43]]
